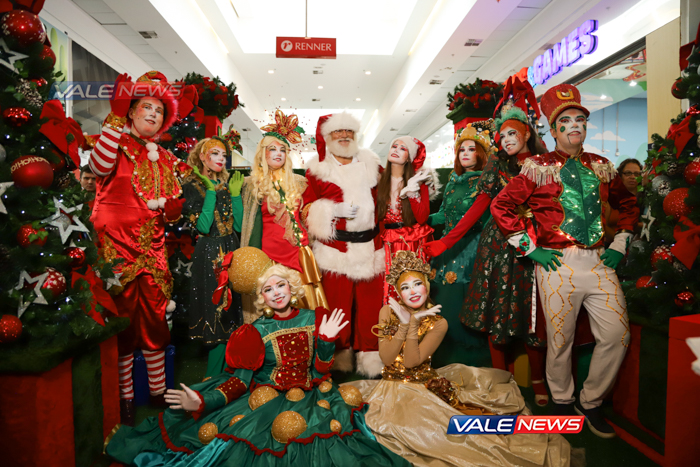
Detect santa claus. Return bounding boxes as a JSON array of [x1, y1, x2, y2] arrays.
[[302, 112, 384, 377]]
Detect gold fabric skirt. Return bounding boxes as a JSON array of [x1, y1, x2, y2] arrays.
[[344, 364, 570, 467]]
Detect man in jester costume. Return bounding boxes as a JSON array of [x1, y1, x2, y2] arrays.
[[89, 71, 193, 425], [302, 112, 384, 377], [491, 83, 639, 438]]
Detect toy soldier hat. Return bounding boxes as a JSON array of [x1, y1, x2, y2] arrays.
[[540, 83, 589, 127]]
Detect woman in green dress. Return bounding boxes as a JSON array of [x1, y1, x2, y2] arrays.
[[105, 248, 410, 467], [182, 136, 244, 374], [425, 124, 491, 367]]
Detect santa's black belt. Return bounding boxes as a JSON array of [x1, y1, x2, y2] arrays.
[[384, 222, 404, 230], [335, 227, 379, 243]]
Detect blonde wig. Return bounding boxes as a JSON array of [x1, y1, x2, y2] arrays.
[[187, 138, 230, 184], [253, 263, 306, 312], [250, 135, 303, 210]]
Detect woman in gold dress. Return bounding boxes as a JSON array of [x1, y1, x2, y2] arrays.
[[344, 250, 571, 467]]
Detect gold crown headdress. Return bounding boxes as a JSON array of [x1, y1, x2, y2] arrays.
[[455, 119, 494, 155], [385, 250, 432, 287]]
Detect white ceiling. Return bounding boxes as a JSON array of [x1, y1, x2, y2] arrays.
[[46, 0, 678, 165]]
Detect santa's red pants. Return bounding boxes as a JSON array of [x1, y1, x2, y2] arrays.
[[321, 271, 383, 352], [113, 273, 170, 355]]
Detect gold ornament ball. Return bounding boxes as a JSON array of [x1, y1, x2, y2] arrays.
[[263, 307, 275, 319], [228, 247, 273, 295], [271, 411, 307, 444], [317, 399, 330, 409], [229, 414, 245, 426], [330, 419, 342, 433], [318, 381, 332, 393], [338, 385, 363, 407], [249, 386, 280, 410], [286, 388, 305, 402], [198, 422, 218, 445]]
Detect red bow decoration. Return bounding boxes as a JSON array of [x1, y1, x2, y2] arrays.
[[71, 266, 119, 326], [672, 216, 700, 269], [212, 250, 234, 310], [176, 83, 199, 119], [39, 100, 85, 168], [165, 232, 195, 259], [665, 110, 696, 159], [0, 0, 45, 14]]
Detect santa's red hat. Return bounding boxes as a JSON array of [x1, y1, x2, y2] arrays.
[[315, 112, 361, 161], [388, 135, 426, 171]]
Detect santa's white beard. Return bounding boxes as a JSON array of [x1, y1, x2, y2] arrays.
[[326, 137, 359, 159]]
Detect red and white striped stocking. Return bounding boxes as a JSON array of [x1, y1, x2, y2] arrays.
[[142, 349, 166, 395], [118, 354, 134, 400]]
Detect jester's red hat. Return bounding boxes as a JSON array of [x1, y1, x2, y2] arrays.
[[315, 111, 361, 161], [540, 83, 589, 128], [127, 71, 180, 138]]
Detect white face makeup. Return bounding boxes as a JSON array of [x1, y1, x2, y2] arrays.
[[388, 140, 409, 165], [458, 140, 479, 171], [129, 98, 164, 138], [265, 140, 287, 170], [499, 125, 528, 156], [551, 108, 587, 150], [399, 276, 428, 310], [201, 143, 226, 173], [261, 275, 292, 311]]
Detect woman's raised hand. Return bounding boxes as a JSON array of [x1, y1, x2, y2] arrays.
[[164, 383, 202, 412], [318, 308, 349, 339], [228, 171, 244, 196], [388, 297, 411, 324], [192, 165, 216, 191], [412, 304, 442, 321]]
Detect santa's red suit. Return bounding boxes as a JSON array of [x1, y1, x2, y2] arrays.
[[302, 112, 384, 377]]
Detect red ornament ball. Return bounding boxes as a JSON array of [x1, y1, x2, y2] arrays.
[[11, 155, 53, 189], [0, 10, 47, 48], [38, 45, 55, 68], [635, 276, 656, 288], [30, 77, 48, 89], [674, 290, 695, 307], [36, 267, 67, 301], [48, 149, 66, 172], [185, 137, 197, 149], [0, 315, 22, 343], [671, 78, 685, 99], [175, 142, 188, 152], [651, 245, 673, 269], [684, 161, 700, 185], [663, 188, 692, 220], [64, 246, 86, 269], [3, 107, 32, 127], [16, 224, 47, 247]]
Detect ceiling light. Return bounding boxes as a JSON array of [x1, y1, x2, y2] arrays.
[[365, 70, 371, 75], [268, 69, 274, 74], [318, 85, 323, 89], [427, 140, 432, 143], [355, 98, 361, 101], [600, 94, 607, 99], [281, 97, 286, 101], [629, 81, 637, 87]]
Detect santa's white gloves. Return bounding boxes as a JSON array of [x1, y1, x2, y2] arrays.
[[334, 202, 358, 219], [400, 170, 432, 199], [165, 383, 201, 412], [318, 308, 350, 339]]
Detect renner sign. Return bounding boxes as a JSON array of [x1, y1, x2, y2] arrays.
[[528, 20, 599, 86], [276, 37, 336, 59]]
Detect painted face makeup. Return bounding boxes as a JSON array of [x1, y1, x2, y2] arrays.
[[399, 277, 428, 310], [459, 140, 479, 170], [388, 140, 409, 165], [265, 140, 287, 170], [552, 108, 587, 150], [129, 98, 164, 138], [499, 125, 528, 156], [201, 141, 227, 173], [261, 275, 292, 311]]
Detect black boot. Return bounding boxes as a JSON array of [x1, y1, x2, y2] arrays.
[[120, 399, 135, 426], [575, 401, 616, 438]]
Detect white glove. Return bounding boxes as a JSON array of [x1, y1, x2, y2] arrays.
[[399, 171, 431, 199], [165, 383, 201, 412], [412, 304, 442, 321], [334, 202, 358, 219], [318, 308, 349, 339], [388, 297, 411, 324]]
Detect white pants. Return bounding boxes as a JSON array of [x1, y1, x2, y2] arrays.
[[536, 247, 630, 409]]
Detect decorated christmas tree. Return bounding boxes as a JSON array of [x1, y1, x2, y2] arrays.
[[0, 2, 125, 371], [620, 30, 700, 324]]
